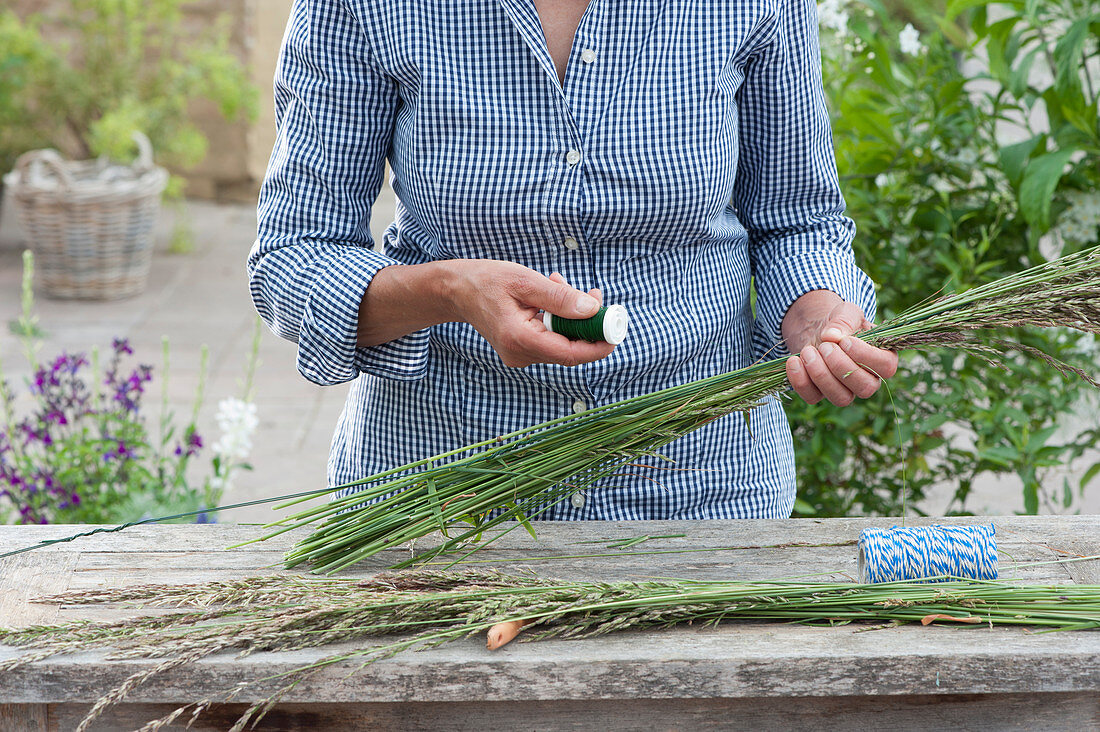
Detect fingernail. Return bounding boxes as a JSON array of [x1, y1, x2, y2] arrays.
[[789, 356, 802, 373], [818, 342, 835, 357], [802, 346, 817, 364], [840, 337, 854, 352], [822, 328, 843, 341], [575, 294, 598, 316]]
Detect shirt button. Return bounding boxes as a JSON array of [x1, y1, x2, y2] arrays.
[[563, 236, 579, 250], [565, 149, 582, 166], [580, 49, 597, 64], [571, 492, 587, 509], [572, 399, 587, 414]]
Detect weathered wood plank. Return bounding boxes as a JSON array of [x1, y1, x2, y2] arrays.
[[43, 692, 1100, 732], [3, 518, 1084, 586], [1048, 539, 1100, 585], [0, 553, 78, 628], [0, 703, 48, 732], [2, 622, 1098, 704], [3, 514, 1097, 555]]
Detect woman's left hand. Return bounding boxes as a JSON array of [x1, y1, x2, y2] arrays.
[[781, 290, 898, 406]]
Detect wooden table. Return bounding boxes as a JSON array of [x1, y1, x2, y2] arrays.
[[1, 516, 1098, 731]]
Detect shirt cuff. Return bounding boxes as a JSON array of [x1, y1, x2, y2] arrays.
[[752, 250, 877, 360], [297, 248, 430, 385]]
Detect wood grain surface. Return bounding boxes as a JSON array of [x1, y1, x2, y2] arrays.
[[0, 517, 1098, 729]]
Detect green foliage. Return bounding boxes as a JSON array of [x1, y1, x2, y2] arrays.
[[0, 12, 61, 176], [0, 0, 256, 178], [793, 0, 1100, 516]]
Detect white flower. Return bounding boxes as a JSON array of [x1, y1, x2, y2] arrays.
[[875, 173, 891, 188], [818, 0, 850, 37], [213, 397, 258, 463], [899, 23, 924, 56], [928, 174, 952, 194], [954, 148, 979, 166], [1057, 190, 1100, 245]]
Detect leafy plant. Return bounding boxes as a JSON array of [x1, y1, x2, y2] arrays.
[[0, 0, 257, 204], [0, 252, 260, 525], [0, 12, 61, 179], [792, 0, 1100, 517]]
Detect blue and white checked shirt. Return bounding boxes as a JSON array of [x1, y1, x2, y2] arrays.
[[249, 0, 876, 520]]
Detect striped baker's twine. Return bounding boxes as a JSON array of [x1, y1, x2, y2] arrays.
[[858, 524, 998, 583]]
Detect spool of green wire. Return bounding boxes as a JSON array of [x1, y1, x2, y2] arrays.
[[543, 304, 630, 345]]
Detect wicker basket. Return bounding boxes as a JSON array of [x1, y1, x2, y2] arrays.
[[2, 133, 169, 300]]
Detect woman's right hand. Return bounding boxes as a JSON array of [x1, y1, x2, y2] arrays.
[[357, 259, 616, 368]]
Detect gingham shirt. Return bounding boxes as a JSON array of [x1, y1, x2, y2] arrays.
[[249, 0, 876, 519]]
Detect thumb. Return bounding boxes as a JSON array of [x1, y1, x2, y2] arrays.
[[821, 304, 868, 342], [522, 275, 599, 318]]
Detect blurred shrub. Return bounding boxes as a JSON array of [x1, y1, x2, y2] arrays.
[[0, 12, 61, 178], [793, 0, 1100, 516], [0, 0, 257, 188]]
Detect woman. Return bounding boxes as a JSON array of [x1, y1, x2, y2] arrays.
[[249, 0, 898, 520]]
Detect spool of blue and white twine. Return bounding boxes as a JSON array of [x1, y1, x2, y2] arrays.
[[858, 524, 998, 584]]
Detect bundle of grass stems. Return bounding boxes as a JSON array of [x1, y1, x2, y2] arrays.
[[257, 248, 1100, 573], [2, 568, 1098, 731]]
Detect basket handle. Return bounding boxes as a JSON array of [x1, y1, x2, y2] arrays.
[[14, 149, 75, 189], [131, 131, 155, 172]]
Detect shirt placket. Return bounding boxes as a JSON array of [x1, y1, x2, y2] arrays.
[[495, 0, 608, 514], [558, 4, 610, 515]]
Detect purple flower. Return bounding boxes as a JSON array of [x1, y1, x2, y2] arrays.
[[45, 410, 68, 426], [20, 423, 53, 447], [103, 440, 136, 461], [112, 338, 133, 356], [174, 430, 204, 458], [109, 364, 154, 413]]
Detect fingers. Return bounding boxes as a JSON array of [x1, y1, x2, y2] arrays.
[[497, 319, 615, 368], [792, 338, 896, 407], [787, 355, 824, 405], [819, 302, 871, 343], [839, 336, 898, 380], [797, 344, 858, 406], [484, 270, 616, 368], [548, 273, 603, 308], [529, 273, 599, 318]]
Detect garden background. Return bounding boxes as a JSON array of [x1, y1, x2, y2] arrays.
[[1, 0, 1098, 526]]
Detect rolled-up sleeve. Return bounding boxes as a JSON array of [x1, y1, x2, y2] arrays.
[[732, 0, 877, 360], [248, 0, 429, 386]]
